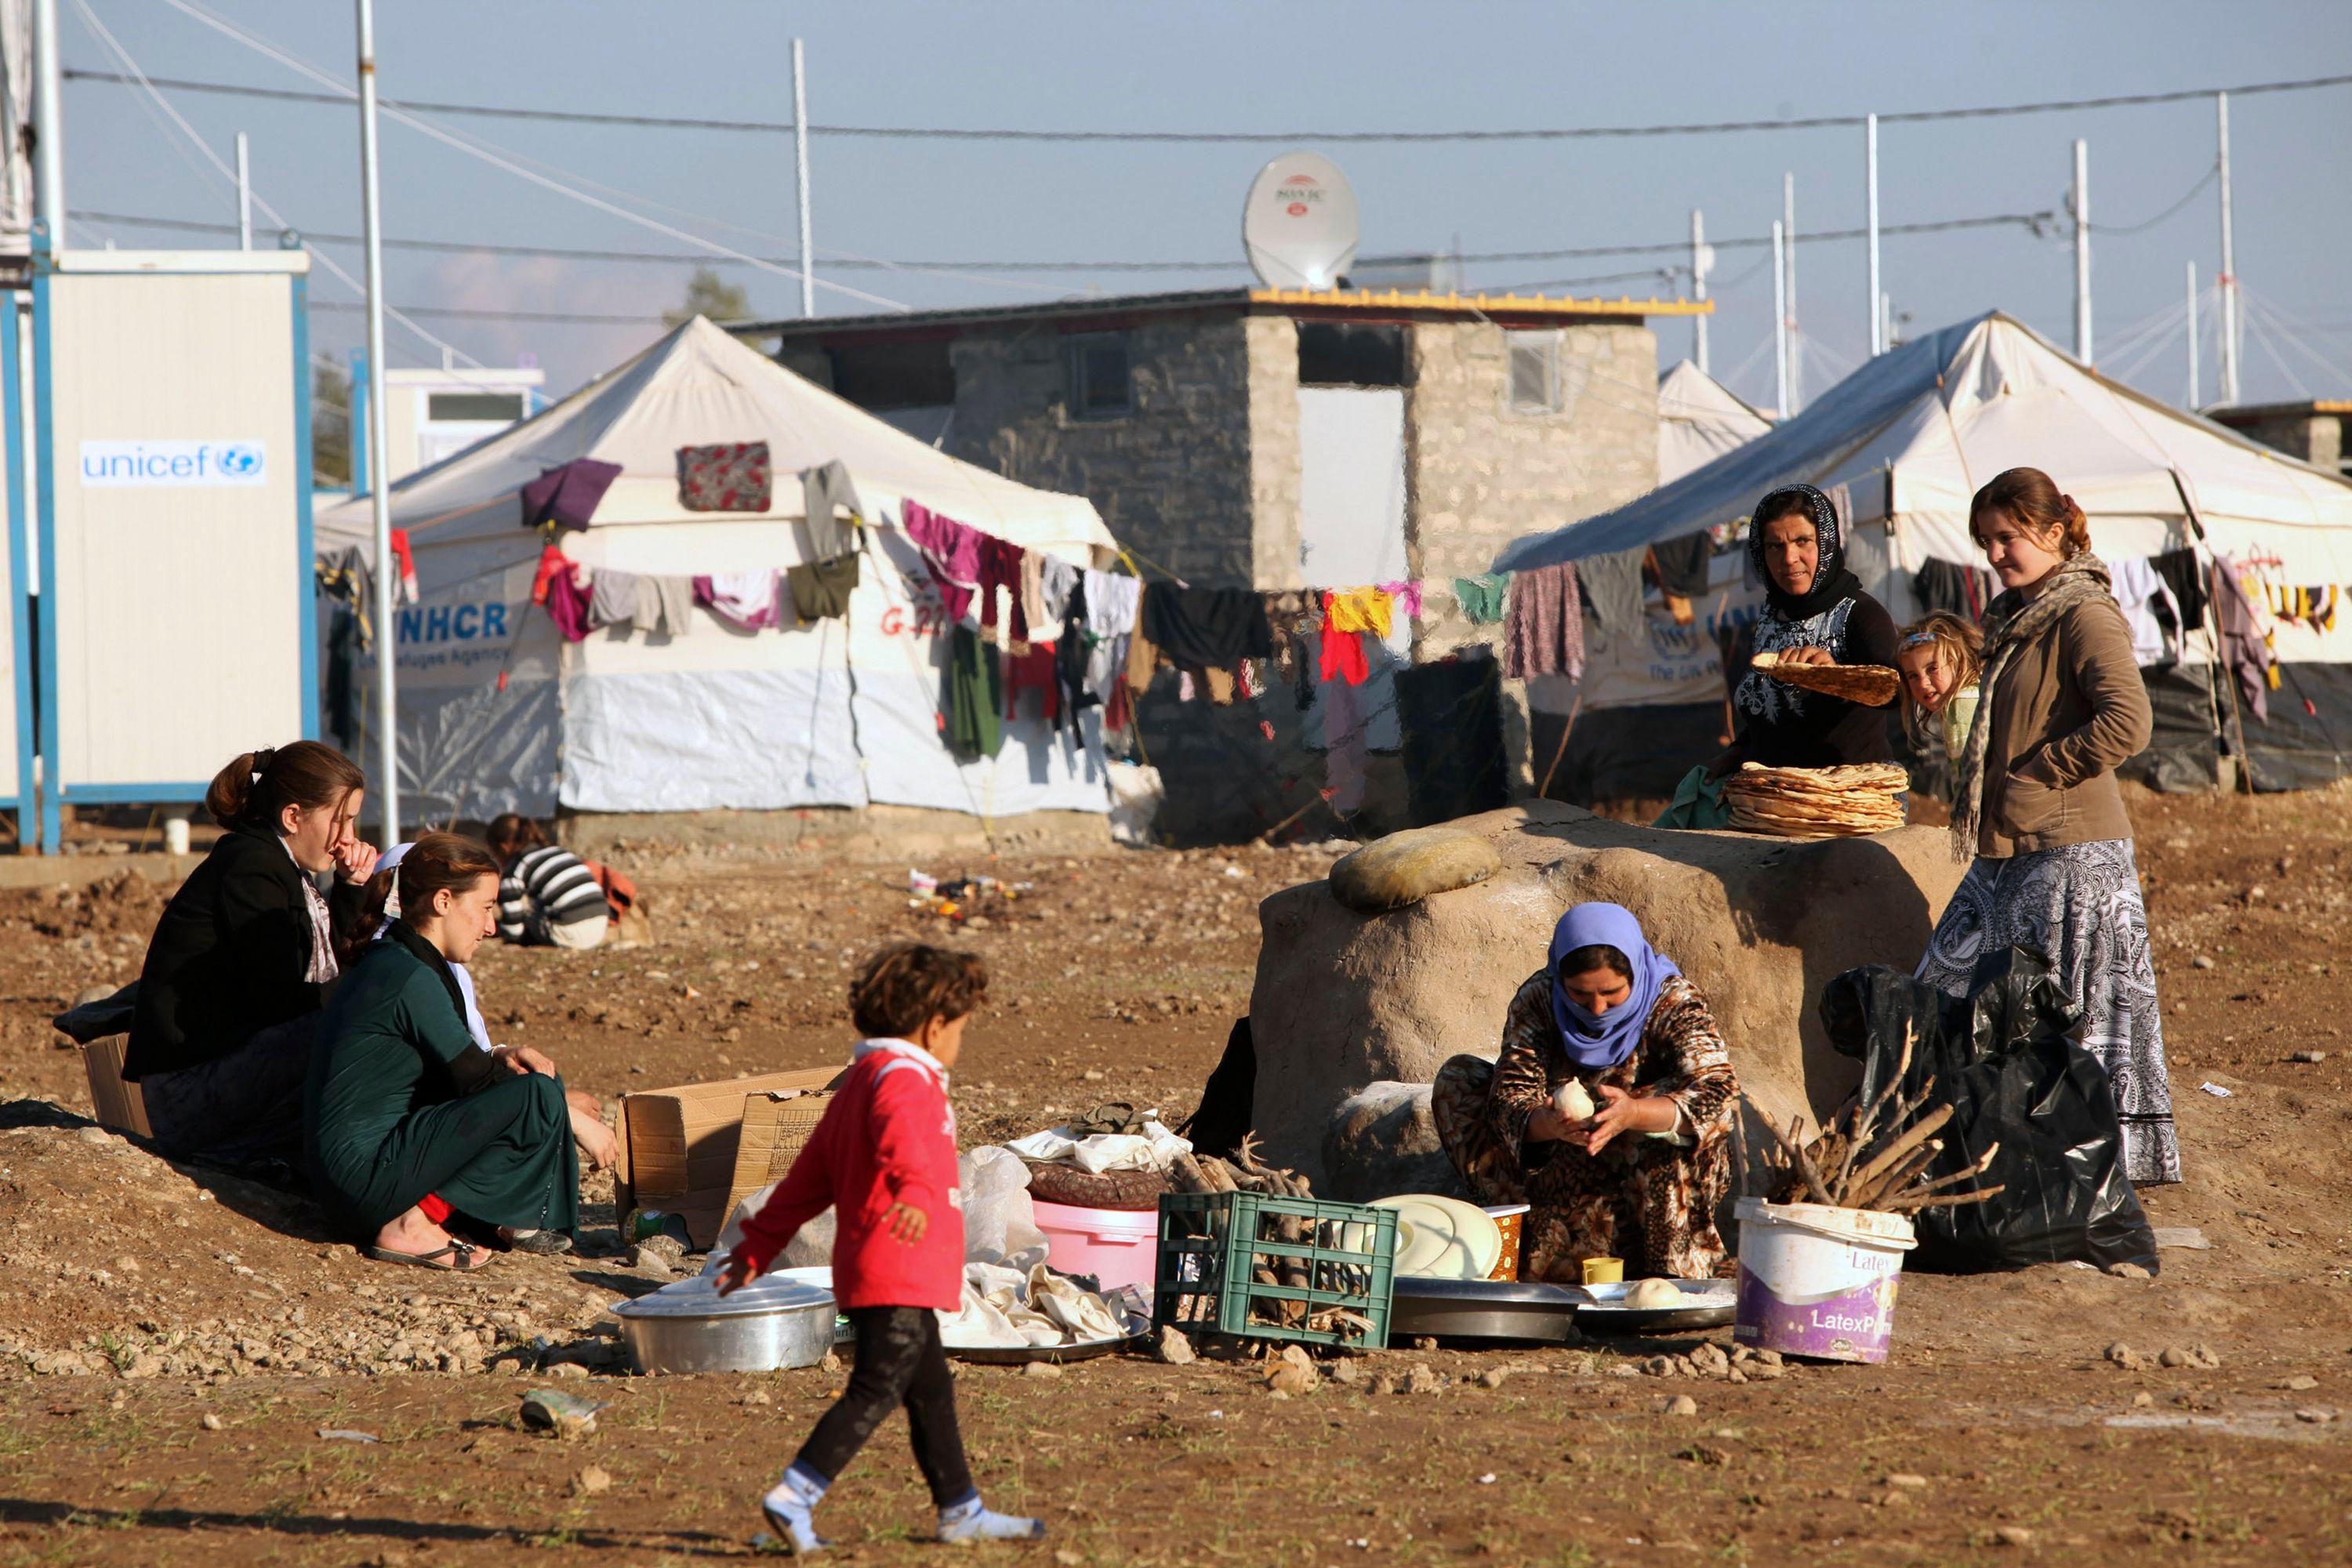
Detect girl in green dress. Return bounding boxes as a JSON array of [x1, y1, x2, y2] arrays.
[[306, 833, 580, 1271]]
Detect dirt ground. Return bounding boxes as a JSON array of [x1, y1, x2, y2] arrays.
[[0, 789, 2347, 1565]]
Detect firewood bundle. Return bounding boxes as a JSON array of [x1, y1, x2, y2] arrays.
[[1747, 1032, 2003, 1216], [1749, 650, 1903, 707], [1721, 761, 1909, 839], [1167, 1135, 1374, 1341]]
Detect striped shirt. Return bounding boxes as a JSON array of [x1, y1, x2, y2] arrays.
[[497, 844, 609, 944]]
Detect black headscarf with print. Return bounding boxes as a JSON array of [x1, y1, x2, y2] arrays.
[[1748, 483, 1864, 622]]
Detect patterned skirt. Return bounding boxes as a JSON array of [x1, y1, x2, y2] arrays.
[[1915, 839, 2181, 1185], [1430, 1056, 1733, 1282]]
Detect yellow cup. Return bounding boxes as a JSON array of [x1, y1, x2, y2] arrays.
[[1581, 1255, 1624, 1286]]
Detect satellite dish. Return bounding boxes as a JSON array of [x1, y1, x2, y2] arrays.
[[1243, 151, 1359, 291]]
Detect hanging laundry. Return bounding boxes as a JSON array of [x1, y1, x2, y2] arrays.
[[798, 459, 862, 557], [1019, 551, 1056, 636], [2212, 554, 2274, 723], [1123, 593, 1163, 696], [902, 500, 982, 622], [1650, 532, 1714, 597], [1914, 559, 1997, 622], [542, 559, 594, 642], [1318, 593, 1371, 686], [1578, 547, 1646, 638], [1140, 586, 1273, 669], [1196, 666, 1237, 706], [2147, 547, 2207, 634], [977, 535, 1029, 641], [316, 547, 376, 646], [530, 543, 569, 608], [2109, 557, 2184, 667], [1081, 569, 1141, 706], [1177, 670, 1197, 703], [677, 441, 771, 512], [519, 457, 622, 533], [1038, 557, 1081, 627], [1004, 642, 1060, 724], [1451, 574, 1509, 626], [786, 552, 860, 621], [694, 570, 786, 632], [588, 567, 641, 630], [1324, 676, 1370, 815], [1375, 581, 1423, 620], [1052, 575, 1099, 734], [944, 624, 1004, 758], [639, 575, 696, 636], [1502, 561, 1586, 681], [386, 528, 420, 605], [1325, 587, 1394, 641]]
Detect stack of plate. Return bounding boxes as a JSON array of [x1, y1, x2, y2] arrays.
[[1369, 1195, 1503, 1281]]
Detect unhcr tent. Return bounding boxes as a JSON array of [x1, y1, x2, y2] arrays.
[[1499, 312, 2352, 795], [316, 317, 1120, 826]]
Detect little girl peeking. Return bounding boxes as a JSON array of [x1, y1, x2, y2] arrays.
[[1895, 611, 1984, 750], [717, 942, 1044, 1555]]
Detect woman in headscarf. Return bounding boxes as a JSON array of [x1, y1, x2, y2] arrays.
[[1919, 467, 2176, 1185], [1430, 904, 1740, 1282], [1710, 483, 1902, 774]]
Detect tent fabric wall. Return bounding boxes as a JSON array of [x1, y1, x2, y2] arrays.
[[321, 318, 1119, 824]]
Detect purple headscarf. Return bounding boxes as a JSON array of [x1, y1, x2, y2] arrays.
[[1548, 902, 1679, 1070]]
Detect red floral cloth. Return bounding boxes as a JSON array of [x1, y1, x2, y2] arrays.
[[676, 441, 772, 513]]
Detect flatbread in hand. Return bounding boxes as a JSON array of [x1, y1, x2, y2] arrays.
[[1750, 650, 1900, 707]]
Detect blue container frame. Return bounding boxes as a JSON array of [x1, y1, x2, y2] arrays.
[[26, 226, 317, 852], [4, 288, 31, 844]]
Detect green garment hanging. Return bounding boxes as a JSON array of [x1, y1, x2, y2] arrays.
[[1453, 573, 1510, 625], [945, 623, 1005, 758]]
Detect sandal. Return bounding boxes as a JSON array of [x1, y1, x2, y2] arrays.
[[366, 1241, 485, 1272]]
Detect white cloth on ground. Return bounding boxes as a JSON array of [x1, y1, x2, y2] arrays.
[[1006, 1119, 1191, 1174], [935, 1261, 1127, 1348]]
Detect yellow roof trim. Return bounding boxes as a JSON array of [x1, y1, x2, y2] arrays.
[[1247, 286, 1711, 318]]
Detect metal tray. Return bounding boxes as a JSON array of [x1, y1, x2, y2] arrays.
[[1388, 1276, 1589, 1343], [946, 1331, 1143, 1366], [1574, 1279, 1737, 1334]]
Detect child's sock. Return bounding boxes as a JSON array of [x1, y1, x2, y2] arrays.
[[937, 1493, 1046, 1543], [760, 1463, 830, 1555]]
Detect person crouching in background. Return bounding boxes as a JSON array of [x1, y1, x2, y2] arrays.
[[485, 815, 611, 951]]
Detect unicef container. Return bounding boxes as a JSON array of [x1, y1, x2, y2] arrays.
[[1732, 1197, 1915, 1364]]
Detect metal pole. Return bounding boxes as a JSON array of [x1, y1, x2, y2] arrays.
[[1882, 292, 1894, 351], [1690, 208, 1708, 373], [31, 0, 62, 230], [235, 132, 252, 250], [1782, 172, 1799, 412], [1865, 114, 1882, 355], [792, 38, 815, 318], [355, 0, 399, 841], [1772, 219, 1789, 419], [2185, 261, 2199, 410], [2072, 139, 2092, 363], [2216, 92, 2239, 406]]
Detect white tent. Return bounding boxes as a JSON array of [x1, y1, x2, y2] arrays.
[[318, 317, 1123, 825], [1499, 311, 2352, 792], [1656, 359, 1773, 488]]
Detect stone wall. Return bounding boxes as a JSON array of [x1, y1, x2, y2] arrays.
[[2222, 410, 2344, 474], [943, 313, 1263, 587]]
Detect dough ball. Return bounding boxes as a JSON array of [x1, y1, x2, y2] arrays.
[[1624, 1277, 1685, 1310], [1553, 1080, 1596, 1123]]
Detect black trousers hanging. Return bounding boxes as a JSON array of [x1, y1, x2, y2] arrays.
[[794, 1306, 975, 1508]]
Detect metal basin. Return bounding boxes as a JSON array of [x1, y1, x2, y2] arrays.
[[1388, 1276, 1588, 1343], [608, 1272, 838, 1375]]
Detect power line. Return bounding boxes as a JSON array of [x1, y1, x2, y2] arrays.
[[307, 299, 672, 326], [77, 205, 2060, 275], [64, 66, 2352, 143]]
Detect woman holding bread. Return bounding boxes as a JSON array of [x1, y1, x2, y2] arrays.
[[1918, 467, 2176, 1185], [1432, 904, 1739, 1281], [1711, 483, 1902, 774]]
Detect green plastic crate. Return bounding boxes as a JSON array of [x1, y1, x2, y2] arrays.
[[1153, 1190, 1398, 1351]]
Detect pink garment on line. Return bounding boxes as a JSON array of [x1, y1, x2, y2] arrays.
[[1503, 561, 1585, 681], [978, 535, 1029, 642], [902, 500, 983, 622], [543, 560, 594, 642], [694, 570, 785, 631], [1377, 579, 1425, 620]]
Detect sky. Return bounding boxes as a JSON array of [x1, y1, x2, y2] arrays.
[[67, 0, 2352, 416]]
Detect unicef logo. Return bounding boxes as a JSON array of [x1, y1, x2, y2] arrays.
[[216, 445, 263, 478]]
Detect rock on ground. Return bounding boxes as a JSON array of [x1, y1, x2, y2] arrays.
[[1320, 1081, 1470, 1203]]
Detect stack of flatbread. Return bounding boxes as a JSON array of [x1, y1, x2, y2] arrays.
[[1721, 761, 1910, 840], [1750, 649, 1901, 707]]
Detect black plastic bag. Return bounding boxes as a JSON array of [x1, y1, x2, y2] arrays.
[[1820, 947, 2158, 1276]]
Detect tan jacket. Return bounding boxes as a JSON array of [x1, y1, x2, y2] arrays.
[[1977, 593, 2153, 858]]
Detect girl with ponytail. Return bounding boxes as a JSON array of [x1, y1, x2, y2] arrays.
[[126, 742, 378, 1175], [1916, 466, 2179, 1185]]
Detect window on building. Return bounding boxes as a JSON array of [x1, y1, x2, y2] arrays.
[[826, 339, 956, 410], [1065, 332, 1133, 419], [426, 392, 525, 422], [1298, 321, 1406, 387], [1507, 329, 1565, 414]]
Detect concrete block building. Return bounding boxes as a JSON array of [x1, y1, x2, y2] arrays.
[[746, 287, 1705, 839]]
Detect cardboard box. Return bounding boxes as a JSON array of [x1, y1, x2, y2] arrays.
[[80, 1036, 153, 1139], [723, 1087, 838, 1232], [616, 1066, 842, 1247]]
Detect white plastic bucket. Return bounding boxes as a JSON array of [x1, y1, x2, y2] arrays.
[[1031, 1200, 1159, 1295], [1733, 1197, 1916, 1364]]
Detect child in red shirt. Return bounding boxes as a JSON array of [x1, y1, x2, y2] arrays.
[[717, 943, 1044, 1555]]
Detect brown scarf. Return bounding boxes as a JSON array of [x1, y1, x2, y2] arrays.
[[1949, 552, 2114, 862]]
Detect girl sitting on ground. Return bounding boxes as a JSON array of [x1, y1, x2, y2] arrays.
[[485, 814, 611, 951], [1894, 609, 1985, 753], [717, 942, 1045, 1553]]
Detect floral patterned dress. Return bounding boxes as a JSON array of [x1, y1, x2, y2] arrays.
[[1432, 971, 1739, 1281]]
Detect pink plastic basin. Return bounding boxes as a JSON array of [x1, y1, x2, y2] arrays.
[[1031, 1199, 1159, 1295]]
